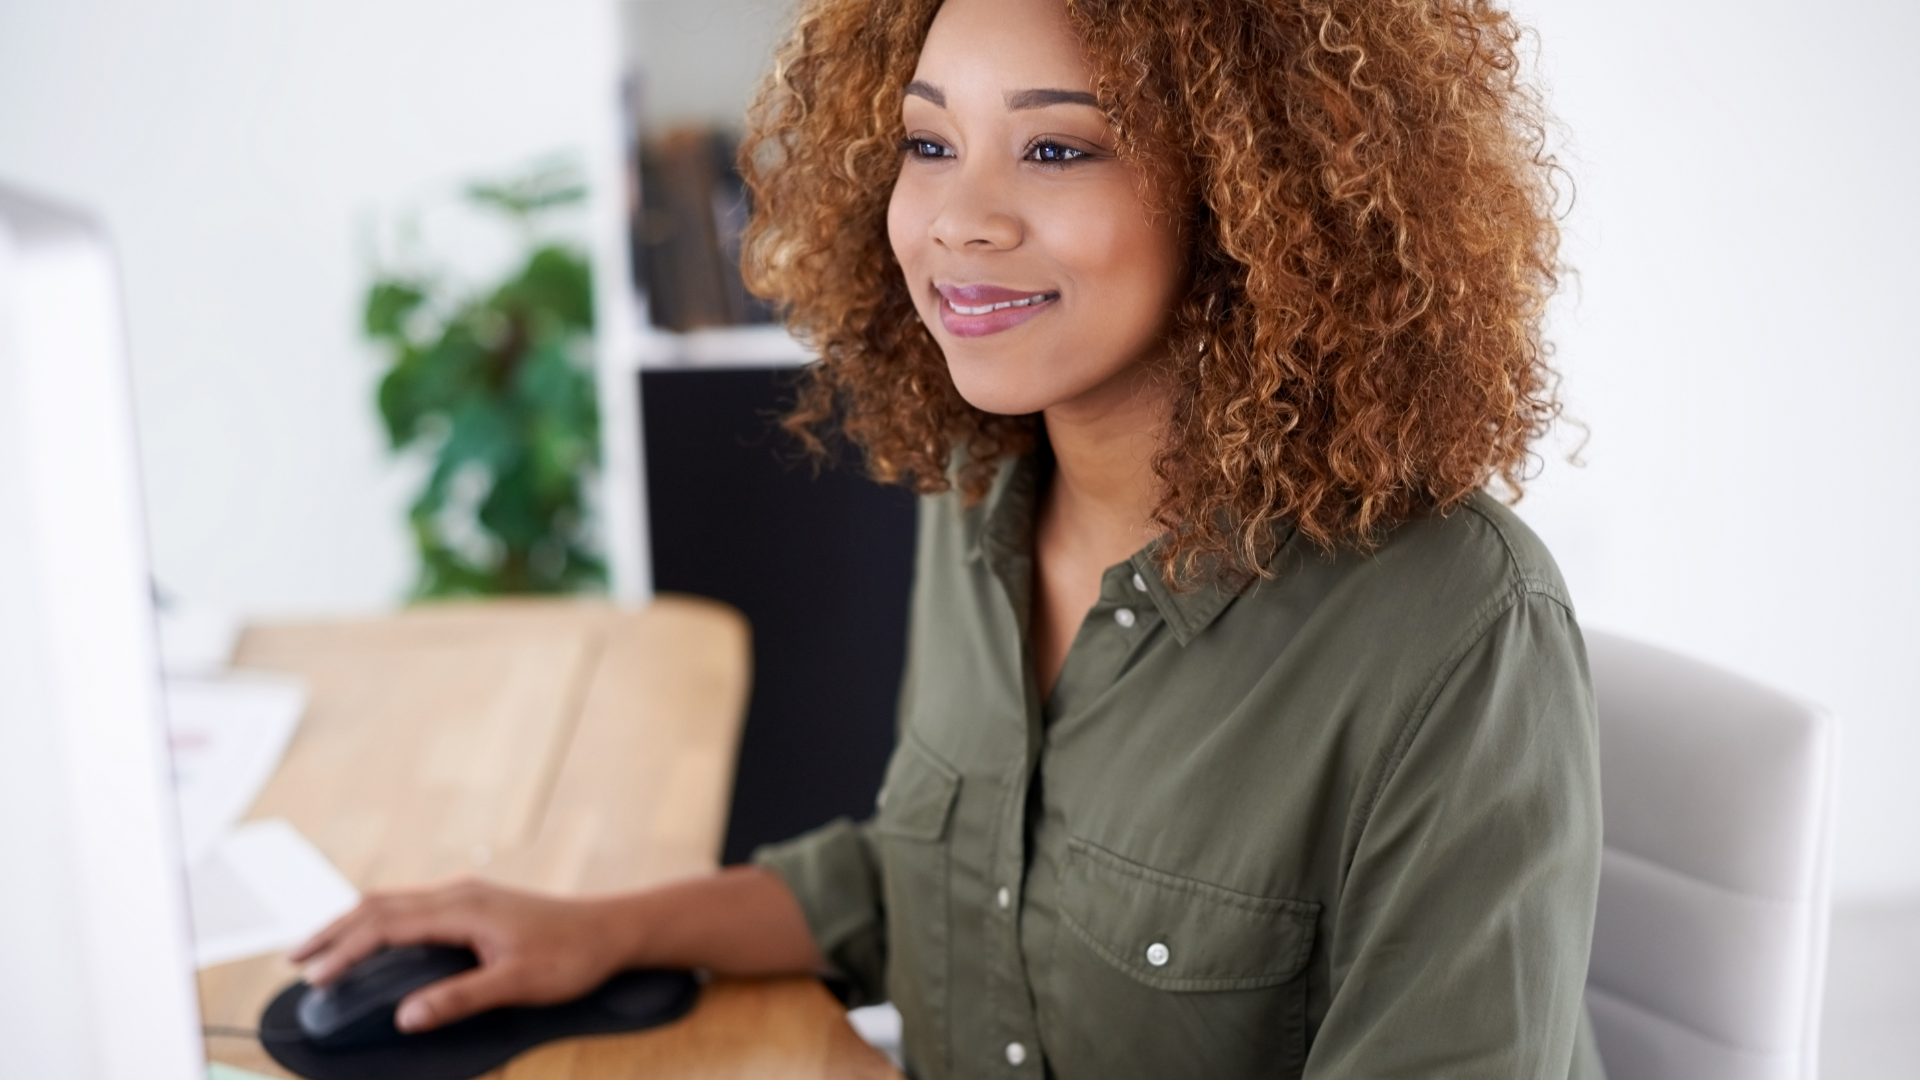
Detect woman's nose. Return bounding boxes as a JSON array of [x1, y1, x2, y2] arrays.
[[928, 172, 1022, 251]]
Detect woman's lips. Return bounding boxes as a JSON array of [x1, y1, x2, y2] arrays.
[[936, 284, 1060, 339]]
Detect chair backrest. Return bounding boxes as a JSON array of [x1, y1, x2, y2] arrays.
[[1583, 630, 1836, 1080]]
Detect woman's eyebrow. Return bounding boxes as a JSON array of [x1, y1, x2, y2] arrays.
[[902, 82, 1099, 112], [1005, 88, 1099, 110]]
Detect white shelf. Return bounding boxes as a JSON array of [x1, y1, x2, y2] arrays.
[[632, 324, 814, 371]]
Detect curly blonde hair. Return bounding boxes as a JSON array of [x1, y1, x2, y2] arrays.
[[741, 0, 1563, 581]]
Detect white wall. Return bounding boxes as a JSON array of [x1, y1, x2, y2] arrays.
[[1512, 0, 1920, 900], [0, 0, 625, 615]]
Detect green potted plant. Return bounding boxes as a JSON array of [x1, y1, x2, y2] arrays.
[[363, 160, 605, 597]]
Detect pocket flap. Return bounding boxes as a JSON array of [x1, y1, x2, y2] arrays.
[[871, 735, 961, 842], [1061, 838, 1319, 992]]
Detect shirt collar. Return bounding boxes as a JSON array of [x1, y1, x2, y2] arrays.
[[966, 454, 1292, 646], [967, 452, 1041, 572]]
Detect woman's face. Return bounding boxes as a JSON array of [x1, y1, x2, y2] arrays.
[[888, 0, 1184, 419]]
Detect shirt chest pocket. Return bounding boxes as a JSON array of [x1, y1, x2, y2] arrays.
[[1048, 838, 1320, 1078], [1061, 837, 1319, 990]]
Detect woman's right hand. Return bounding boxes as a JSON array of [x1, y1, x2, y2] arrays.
[[288, 865, 824, 1033], [288, 879, 630, 1033]]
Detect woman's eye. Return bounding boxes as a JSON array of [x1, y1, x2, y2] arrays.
[[901, 137, 953, 160], [1026, 140, 1089, 165]]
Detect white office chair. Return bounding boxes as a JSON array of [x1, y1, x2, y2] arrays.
[[1583, 630, 1837, 1080]]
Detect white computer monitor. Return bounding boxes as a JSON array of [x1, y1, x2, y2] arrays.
[[0, 182, 204, 1079]]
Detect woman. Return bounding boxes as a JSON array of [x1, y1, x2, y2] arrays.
[[296, 0, 1604, 1076]]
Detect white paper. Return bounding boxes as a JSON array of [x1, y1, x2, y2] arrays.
[[187, 818, 358, 969], [165, 672, 305, 866]]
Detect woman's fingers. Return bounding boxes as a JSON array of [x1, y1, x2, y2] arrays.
[[299, 921, 401, 987], [284, 879, 610, 1027], [297, 887, 481, 985], [393, 965, 517, 1032]]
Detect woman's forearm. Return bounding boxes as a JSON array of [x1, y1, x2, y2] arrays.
[[590, 864, 828, 976]]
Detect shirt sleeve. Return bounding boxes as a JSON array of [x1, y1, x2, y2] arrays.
[[1304, 588, 1605, 1079], [752, 816, 891, 1006]]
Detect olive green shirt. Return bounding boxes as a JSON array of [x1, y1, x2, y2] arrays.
[[756, 456, 1607, 1080]]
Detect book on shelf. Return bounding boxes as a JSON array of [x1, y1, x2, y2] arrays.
[[633, 127, 774, 333]]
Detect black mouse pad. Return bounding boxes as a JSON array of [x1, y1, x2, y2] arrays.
[[259, 969, 700, 1080]]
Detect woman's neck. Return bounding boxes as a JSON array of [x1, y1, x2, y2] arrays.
[[1029, 362, 1168, 699], [1036, 362, 1169, 576], [1044, 407, 1159, 564]]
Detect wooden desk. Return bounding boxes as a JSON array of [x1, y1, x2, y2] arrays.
[[199, 597, 901, 1080]]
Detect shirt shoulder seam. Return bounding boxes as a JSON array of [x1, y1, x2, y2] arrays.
[[1457, 494, 1575, 611], [1347, 575, 1570, 857]]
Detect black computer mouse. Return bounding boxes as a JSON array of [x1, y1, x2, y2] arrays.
[[295, 944, 479, 1050]]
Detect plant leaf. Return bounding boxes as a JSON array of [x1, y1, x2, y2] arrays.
[[365, 279, 427, 341]]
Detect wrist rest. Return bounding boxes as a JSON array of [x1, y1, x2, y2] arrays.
[[258, 968, 700, 1080]]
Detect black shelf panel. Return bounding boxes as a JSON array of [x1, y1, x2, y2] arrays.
[[640, 368, 917, 864]]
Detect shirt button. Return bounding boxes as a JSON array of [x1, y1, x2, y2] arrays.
[[1005, 1041, 1028, 1066], [1132, 572, 1148, 592], [1114, 607, 1136, 629], [1146, 942, 1171, 967], [996, 886, 1011, 910]]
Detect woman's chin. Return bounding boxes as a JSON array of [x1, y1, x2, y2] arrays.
[[945, 349, 1155, 420], [943, 358, 1060, 417], [947, 377, 1056, 418]]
